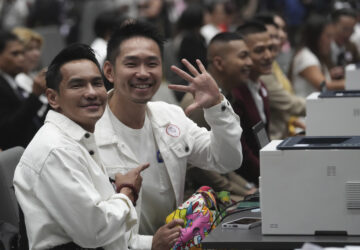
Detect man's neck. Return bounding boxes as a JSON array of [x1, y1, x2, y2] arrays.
[[334, 38, 344, 48], [109, 93, 146, 129], [249, 72, 260, 83]]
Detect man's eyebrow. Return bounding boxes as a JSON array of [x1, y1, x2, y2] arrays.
[[123, 55, 160, 61], [68, 76, 103, 84], [68, 78, 85, 83], [123, 56, 139, 61]]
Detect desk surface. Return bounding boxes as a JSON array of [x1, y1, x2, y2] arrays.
[[202, 210, 360, 249]]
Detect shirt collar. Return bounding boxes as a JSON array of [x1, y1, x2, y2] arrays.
[[246, 79, 261, 92], [0, 70, 18, 90], [45, 110, 90, 141]]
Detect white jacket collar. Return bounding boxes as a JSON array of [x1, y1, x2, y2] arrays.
[[45, 110, 89, 141]]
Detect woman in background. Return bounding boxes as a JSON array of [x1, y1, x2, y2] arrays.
[[289, 14, 344, 98]]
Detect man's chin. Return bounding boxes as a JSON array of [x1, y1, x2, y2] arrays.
[[132, 98, 151, 104]]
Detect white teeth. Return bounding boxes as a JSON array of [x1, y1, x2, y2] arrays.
[[135, 84, 150, 89]]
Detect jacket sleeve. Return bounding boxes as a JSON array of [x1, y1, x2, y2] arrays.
[[128, 234, 153, 250], [187, 96, 243, 173], [261, 74, 306, 117], [31, 148, 138, 248]]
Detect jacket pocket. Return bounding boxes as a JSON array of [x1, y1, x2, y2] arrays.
[[168, 134, 194, 158]]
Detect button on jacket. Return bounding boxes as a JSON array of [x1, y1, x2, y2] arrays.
[[13, 110, 147, 250], [95, 96, 243, 236]]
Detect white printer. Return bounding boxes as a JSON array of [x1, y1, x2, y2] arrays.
[[306, 91, 360, 136], [260, 136, 360, 235], [345, 64, 360, 90]]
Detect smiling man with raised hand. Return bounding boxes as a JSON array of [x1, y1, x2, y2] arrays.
[[13, 44, 158, 250], [95, 20, 243, 248]]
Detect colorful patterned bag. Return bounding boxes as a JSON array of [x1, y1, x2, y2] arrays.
[[165, 186, 231, 249]]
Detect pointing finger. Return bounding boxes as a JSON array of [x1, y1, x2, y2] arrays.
[[136, 163, 150, 173]]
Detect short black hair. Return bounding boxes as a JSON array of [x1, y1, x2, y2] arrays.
[[331, 8, 357, 23], [0, 30, 19, 54], [93, 10, 125, 38], [236, 20, 268, 37], [254, 13, 279, 28], [106, 19, 165, 65], [177, 3, 204, 31], [203, 0, 224, 14], [209, 32, 243, 45], [46, 43, 101, 91]]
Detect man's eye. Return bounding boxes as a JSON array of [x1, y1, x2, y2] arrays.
[[125, 63, 136, 67], [94, 81, 104, 87], [148, 62, 159, 67]]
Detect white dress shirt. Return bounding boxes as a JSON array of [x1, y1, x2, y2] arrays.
[[246, 80, 267, 124], [13, 110, 144, 250]]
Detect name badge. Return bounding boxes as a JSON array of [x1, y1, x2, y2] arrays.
[[166, 124, 180, 137]]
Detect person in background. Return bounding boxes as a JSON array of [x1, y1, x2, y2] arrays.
[[201, 0, 227, 44], [13, 27, 49, 121], [182, 32, 257, 200], [331, 8, 360, 68], [0, 30, 46, 150], [235, 21, 273, 185], [171, 3, 207, 102], [255, 14, 306, 139], [90, 10, 126, 67], [289, 14, 344, 98], [96, 20, 242, 239]]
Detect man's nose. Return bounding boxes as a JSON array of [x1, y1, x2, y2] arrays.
[[136, 65, 150, 78], [85, 84, 97, 98]]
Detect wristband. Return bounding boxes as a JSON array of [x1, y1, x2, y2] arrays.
[[117, 183, 139, 206]]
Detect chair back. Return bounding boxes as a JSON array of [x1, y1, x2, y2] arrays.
[[0, 147, 24, 228]]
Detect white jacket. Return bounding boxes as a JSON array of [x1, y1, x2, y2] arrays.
[[14, 111, 143, 250], [95, 98, 242, 225]]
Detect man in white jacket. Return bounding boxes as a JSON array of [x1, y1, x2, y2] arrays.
[[96, 20, 243, 240], [13, 43, 182, 250]]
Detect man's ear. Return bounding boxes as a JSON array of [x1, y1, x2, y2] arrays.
[[103, 61, 115, 84], [212, 56, 224, 72], [46, 88, 60, 110]]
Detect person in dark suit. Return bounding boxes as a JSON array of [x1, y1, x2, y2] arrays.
[[234, 21, 274, 185], [0, 31, 46, 150]]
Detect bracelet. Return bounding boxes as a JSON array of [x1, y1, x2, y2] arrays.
[[117, 183, 139, 206]]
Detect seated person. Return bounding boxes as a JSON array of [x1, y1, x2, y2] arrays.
[[181, 32, 257, 200], [290, 14, 344, 98], [235, 21, 273, 185], [331, 8, 360, 68], [13, 44, 182, 250], [12, 27, 49, 121], [95, 20, 243, 235], [0, 31, 46, 150], [255, 14, 306, 139]]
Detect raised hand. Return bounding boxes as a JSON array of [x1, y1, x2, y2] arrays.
[[169, 59, 222, 115], [32, 68, 47, 96]]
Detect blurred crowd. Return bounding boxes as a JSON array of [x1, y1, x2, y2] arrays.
[[1, 0, 360, 199]]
